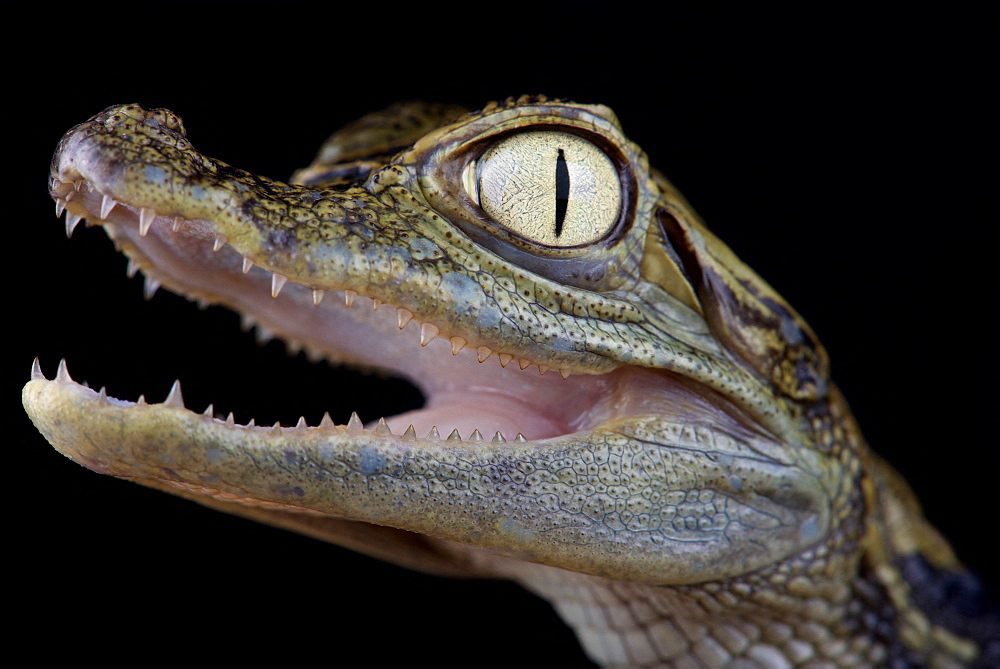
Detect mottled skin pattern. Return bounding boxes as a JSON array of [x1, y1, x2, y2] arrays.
[[24, 98, 998, 666]]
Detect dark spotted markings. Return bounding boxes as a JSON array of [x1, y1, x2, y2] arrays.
[[555, 148, 569, 238]]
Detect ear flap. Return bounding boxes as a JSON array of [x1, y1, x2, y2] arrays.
[[658, 210, 830, 402]]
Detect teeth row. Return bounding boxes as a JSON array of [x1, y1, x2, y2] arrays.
[[33, 359, 528, 444], [51, 177, 572, 379]]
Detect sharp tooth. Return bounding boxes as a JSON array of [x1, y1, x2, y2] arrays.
[[242, 256, 254, 274], [450, 337, 467, 355], [137, 395, 147, 406], [65, 212, 83, 237], [499, 353, 513, 368], [559, 368, 571, 379], [172, 216, 183, 232], [196, 298, 210, 310], [271, 273, 287, 298], [426, 426, 441, 439], [492, 431, 506, 442], [469, 429, 483, 441], [319, 412, 334, 428], [346, 411, 363, 431], [138, 207, 155, 236], [312, 289, 325, 306], [126, 258, 140, 278], [538, 365, 550, 375], [240, 313, 256, 332], [295, 416, 309, 432], [202, 404, 214, 417], [247, 419, 256, 428], [212, 234, 227, 252], [65, 190, 76, 202], [226, 413, 235, 426], [397, 308, 413, 329], [143, 275, 161, 300], [515, 433, 527, 442], [163, 380, 184, 408], [372, 298, 382, 310], [519, 359, 532, 370], [255, 326, 274, 344], [54, 198, 66, 217], [447, 428, 462, 441], [476, 346, 494, 363], [374, 418, 392, 434], [419, 323, 439, 346], [271, 422, 283, 434], [73, 181, 84, 191], [98, 387, 108, 403], [344, 290, 357, 307], [402, 425, 417, 439], [30, 358, 45, 380], [100, 195, 117, 219]]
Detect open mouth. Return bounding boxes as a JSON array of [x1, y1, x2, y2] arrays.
[[45, 174, 735, 451], [25, 102, 836, 589]]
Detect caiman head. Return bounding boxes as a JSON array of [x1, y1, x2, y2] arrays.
[[25, 97, 846, 587]]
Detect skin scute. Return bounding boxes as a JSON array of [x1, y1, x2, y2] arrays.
[[23, 98, 998, 667]]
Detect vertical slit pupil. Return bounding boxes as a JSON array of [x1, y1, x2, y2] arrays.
[[554, 148, 569, 237]]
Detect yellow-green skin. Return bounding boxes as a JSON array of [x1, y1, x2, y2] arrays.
[[24, 98, 996, 666]]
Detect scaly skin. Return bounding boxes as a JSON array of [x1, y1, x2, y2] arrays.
[[24, 98, 998, 666]]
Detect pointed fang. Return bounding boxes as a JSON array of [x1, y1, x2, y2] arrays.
[[420, 323, 439, 346], [450, 337, 467, 355], [397, 308, 413, 329], [242, 256, 254, 274], [213, 234, 227, 252], [403, 425, 417, 439], [469, 429, 483, 441], [31, 357, 45, 380], [344, 290, 357, 307], [138, 207, 155, 236], [312, 289, 324, 306], [100, 194, 117, 219], [271, 273, 287, 298], [375, 418, 392, 435], [426, 426, 441, 439], [65, 212, 82, 237], [54, 198, 66, 217], [143, 275, 161, 300], [447, 428, 462, 441], [164, 380, 184, 408], [346, 412, 363, 431], [477, 346, 494, 363], [492, 431, 506, 442]]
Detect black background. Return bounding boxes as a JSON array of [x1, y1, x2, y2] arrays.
[[9, 3, 994, 665]]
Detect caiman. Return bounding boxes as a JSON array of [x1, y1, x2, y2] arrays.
[[23, 97, 999, 667]]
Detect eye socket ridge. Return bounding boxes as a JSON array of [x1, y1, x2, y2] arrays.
[[465, 129, 624, 249]]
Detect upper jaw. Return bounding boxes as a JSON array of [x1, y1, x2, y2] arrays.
[[46, 103, 790, 446]]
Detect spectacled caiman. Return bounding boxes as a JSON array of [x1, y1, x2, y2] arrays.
[[23, 97, 999, 667]]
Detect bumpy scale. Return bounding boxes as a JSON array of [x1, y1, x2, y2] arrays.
[[24, 98, 998, 667]]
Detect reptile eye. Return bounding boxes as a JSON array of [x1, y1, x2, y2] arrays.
[[466, 131, 621, 247]]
